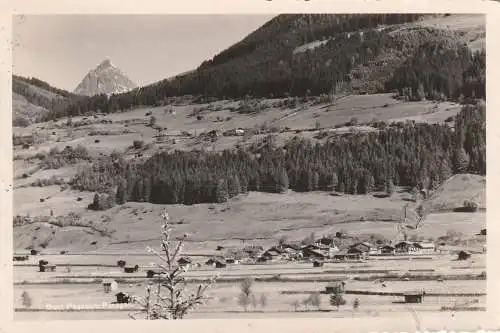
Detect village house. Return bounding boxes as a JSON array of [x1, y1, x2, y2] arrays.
[[302, 247, 327, 260], [282, 247, 302, 260], [257, 256, 269, 263], [102, 279, 118, 293], [225, 258, 239, 264], [13, 255, 29, 262], [413, 242, 436, 254], [325, 281, 346, 294], [333, 251, 363, 261], [13, 133, 34, 147], [177, 257, 192, 267], [347, 246, 368, 259], [242, 245, 264, 258], [380, 244, 396, 255], [394, 241, 419, 254], [315, 237, 336, 247], [261, 247, 286, 261]]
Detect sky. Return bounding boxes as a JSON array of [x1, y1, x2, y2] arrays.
[[12, 15, 275, 92]]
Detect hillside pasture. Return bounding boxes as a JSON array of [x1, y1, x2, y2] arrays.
[[13, 175, 485, 254], [277, 94, 460, 130]]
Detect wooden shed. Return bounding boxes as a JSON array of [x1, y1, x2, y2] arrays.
[[215, 260, 227, 268], [102, 279, 118, 293], [39, 264, 56, 272], [313, 260, 324, 267], [177, 257, 192, 266], [124, 265, 139, 273], [457, 250, 472, 261], [146, 269, 160, 278], [115, 292, 131, 304], [403, 292, 424, 304]]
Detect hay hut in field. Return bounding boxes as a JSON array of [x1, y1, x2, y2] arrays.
[[225, 258, 239, 264], [146, 269, 160, 278], [115, 292, 131, 304], [30, 249, 39, 255], [102, 279, 118, 293], [177, 257, 192, 267], [117, 260, 126, 268], [124, 265, 139, 273], [313, 260, 324, 267], [39, 264, 56, 272], [214, 260, 227, 269], [457, 250, 472, 261], [403, 291, 424, 304]]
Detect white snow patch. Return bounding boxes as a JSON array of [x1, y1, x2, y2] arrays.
[[293, 39, 329, 55]]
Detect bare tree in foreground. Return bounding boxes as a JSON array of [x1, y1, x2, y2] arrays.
[[21, 291, 32, 308], [259, 293, 268, 310], [129, 209, 218, 319], [238, 277, 255, 311]]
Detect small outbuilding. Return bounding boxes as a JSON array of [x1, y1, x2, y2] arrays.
[[313, 260, 324, 267], [39, 264, 56, 272], [403, 292, 424, 304], [146, 270, 160, 278], [177, 257, 192, 267], [124, 265, 139, 273], [457, 250, 472, 261], [215, 260, 227, 269], [30, 249, 39, 255], [115, 292, 131, 304], [102, 279, 118, 293]]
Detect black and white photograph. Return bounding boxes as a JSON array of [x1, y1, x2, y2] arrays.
[[7, 9, 491, 327]]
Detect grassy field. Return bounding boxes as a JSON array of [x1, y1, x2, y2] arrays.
[[13, 251, 486, 320], [12, 88, 487, 320], [13, 172, 485, 254]]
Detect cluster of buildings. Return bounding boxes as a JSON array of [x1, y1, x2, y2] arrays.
[[253, 238, 438, 264]]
